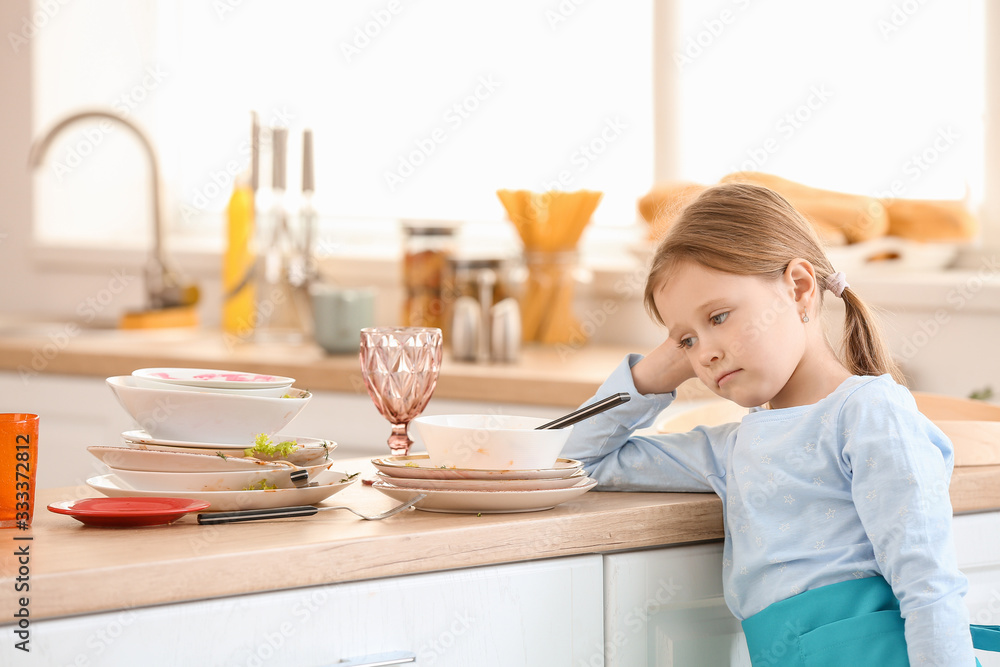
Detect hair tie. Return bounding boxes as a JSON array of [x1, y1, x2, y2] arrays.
[[826, 271, 849, 298]]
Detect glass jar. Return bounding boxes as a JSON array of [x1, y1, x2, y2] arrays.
[[401, 221, 459, 330], [521, 250, 582, 344], [444, 255, 522, 306]]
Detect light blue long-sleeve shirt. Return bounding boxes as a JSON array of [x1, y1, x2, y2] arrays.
[[562, 354, 976, 665]]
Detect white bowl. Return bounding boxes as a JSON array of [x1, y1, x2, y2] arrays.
[[410, 414, 573, 470], [131, 375, 290, 398], [109, 463, 334, 492], [106, 376, 312, 445], [131, 367, 295, 390]]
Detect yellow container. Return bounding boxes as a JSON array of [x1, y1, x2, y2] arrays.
[[222, 180, 256, 338]]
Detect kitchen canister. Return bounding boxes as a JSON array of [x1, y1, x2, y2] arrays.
[[401, 220, 459, 331]]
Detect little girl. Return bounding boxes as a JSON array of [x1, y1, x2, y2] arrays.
[[563, 183, 998, 665]]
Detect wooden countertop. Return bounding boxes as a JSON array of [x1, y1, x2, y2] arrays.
[[0, 326, 711, 408], [3, 458, 999, 622]]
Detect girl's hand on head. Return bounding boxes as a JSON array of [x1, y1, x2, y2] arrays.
[[631, 337, 697, 395]]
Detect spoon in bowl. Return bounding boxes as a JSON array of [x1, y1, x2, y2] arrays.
[[535, 392, 631, 430]]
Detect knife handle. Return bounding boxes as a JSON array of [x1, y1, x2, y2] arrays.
[[197, 505, 320, 525]]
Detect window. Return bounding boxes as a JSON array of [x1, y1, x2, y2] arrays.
[[675, 0, 985, 204], [32, 0, 654, 254], [29, 0, 991, 261]]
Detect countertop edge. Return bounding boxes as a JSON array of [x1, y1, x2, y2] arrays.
[[4, 492, 725, 621]]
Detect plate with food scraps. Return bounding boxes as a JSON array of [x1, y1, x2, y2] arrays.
[[89, 445, 294, 473], [131, 367, 295, 390], [109, 462, 333, 492], [371, 455, 584, 480], [120, 441, 333, 467], [372, 470, 587, 492], [47, 497, 211, 527], [371, 477, 598, 514], [121, 431, 335, 463], [87, 469, 360, 512]]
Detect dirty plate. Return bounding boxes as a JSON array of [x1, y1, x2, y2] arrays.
[[87, 469, 359, 512], [110, 462, 333, 492], [371, 477, 597, 514], [88, 446, 290, 473], [121, 431, 335, 465], [371, 455, 583, 481], [372, 470, 586, 492]]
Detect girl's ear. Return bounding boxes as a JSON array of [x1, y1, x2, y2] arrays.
[[784, 258, 818, 310]]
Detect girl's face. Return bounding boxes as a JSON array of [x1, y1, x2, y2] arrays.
[[653, 260, 808, 408]]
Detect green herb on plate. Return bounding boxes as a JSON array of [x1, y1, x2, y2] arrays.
[[245, 433, 300, 458], [340, 471, 360, 483], [243, 479, 278, 491], [216, 451, 227, 460]]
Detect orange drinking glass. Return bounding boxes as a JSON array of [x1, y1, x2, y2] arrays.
[[1, 414, 39, 529]]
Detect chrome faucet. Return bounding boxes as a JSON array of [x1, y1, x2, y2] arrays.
[[28, 108, 198, 311]]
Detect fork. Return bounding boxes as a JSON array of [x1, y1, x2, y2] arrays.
[[196, 494, 426, 525]]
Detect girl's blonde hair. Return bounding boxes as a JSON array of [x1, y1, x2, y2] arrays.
[[643, 183, 903, 383]]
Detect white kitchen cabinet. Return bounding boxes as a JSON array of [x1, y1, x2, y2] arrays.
[[955, 512, 1000, 667], [27, 555, 603, 667], [603, 543, 750, 667], [603, 513, 1000, 667]]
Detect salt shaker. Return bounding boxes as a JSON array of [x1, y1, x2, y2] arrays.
[[490, 298, 521, 363]]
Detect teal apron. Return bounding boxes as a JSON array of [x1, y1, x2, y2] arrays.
[[741, 576, 1000, 666]]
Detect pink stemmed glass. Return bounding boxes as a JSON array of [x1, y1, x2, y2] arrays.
[[359, 327, 443, 456]]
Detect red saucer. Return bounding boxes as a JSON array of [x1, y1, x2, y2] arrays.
[[47, 497, 211, 527]]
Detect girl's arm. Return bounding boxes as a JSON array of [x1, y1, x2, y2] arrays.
[[561, 353, 733, 493], [840, 379, 976, 664]]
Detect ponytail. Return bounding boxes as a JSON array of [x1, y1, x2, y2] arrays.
[[837, 286, 904, 384]]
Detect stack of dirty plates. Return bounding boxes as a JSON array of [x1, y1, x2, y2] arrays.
[[85, 442, 357, 512], [370, 455, 597, 514], [83, 367, 359, 511]]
